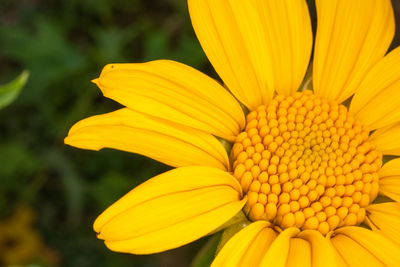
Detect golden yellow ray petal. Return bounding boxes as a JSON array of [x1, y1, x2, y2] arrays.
[[329, 234, 382, 266], [332, 226, 400, 266], [253, 0, 313, 96], [211, 221, 276, 267], [259, 228, 300, 267], [379, 177, 400, 202], [297, 230, 339, 267], [188, 0, 312, 109], [285, 238, 312, 267], [94, 166, 246, 254], [370, 123, 400, 156], [378, 158, 400, 202], [350, 47, 400, 130], [188, 0, 272, 110], [366, 202, 400, 245], [65, 108, 230, 170], [94, 61, 245, 141], [313, 0, 394, 103], [325, 234, 348, 267], [238, 227, 277, 267]]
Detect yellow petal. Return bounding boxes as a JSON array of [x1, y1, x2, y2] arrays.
[[188, 0, 312, 109], [331, 226, 400, 266], [94, 60, 245, 141], [326, 232, 354, 267], [329, 234, 382, 266], [65, 108, 230, 170], [369, 123, 400, 156], [94, 166, 246, 254], [259, 227, 300, 267], [313, 0, 394, 103], [285, 238, 312, 267], [297, 230, 339, 267], [188, 0, 272, 110], [350, 47, 400, 130], [253, 0, 313, 96], [211, 221, 276, 267], [378, 158, 400, 202], [379, 158, 400, 177], [366, 202, 400, 245]]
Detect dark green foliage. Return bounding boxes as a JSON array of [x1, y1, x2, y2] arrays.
[[0, 0, 206, 266]]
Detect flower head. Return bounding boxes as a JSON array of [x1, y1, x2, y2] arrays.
[[66, 0, 400, 265], [232, 90, 381, 234]]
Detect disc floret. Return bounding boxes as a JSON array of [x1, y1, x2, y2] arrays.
[[231, 90, 382, 235]]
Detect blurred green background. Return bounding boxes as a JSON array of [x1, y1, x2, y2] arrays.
[[1, 0, 400, 266]]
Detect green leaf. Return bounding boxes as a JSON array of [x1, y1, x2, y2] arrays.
[[0, 70, 29, 109], [190, 233, 222, 267]]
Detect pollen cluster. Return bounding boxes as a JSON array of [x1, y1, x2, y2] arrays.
[[231, 90, 382, 235]]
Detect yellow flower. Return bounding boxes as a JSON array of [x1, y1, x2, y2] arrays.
[[65, 0, 400, 265]]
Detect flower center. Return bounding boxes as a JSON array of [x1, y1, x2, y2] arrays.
[[231, 90, 382, 235]]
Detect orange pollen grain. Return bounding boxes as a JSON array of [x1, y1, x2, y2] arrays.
[[231, 90, 382, 235]]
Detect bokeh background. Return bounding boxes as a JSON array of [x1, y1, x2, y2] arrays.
[[1, 1, 400, 266]]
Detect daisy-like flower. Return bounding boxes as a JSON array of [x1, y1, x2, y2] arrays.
[[65, 0, 400, 266]]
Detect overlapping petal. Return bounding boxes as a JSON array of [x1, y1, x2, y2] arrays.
[[65, 108, 230, 170], [350, 47, 400, 130], [259, 228, 300, 267], [378, 158, 400, 202], [257, 228, 338, 267], [366, 202, 400, 245], [94, 60, 245, 141], [211, 221, 276, 267], [329, 226, 400, 266], [313, 0, 394, 103], [370, 123, 400, 156], [285, 238, 311, 267], [188, 0, 312, 110], [214, 226, 338, 267], [188, 0, 272, 109], [94, 166, 246, 254], [253, 0, 313, 96], [296, 230, 338, 267]]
